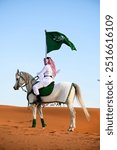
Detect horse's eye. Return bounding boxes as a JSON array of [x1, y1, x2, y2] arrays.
[[16, 78, 18, 81]]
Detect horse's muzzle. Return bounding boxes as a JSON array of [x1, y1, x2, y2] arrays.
[[13, 86, 17, 90]]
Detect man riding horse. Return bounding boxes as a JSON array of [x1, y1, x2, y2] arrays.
[[33, 57, 56, 103]]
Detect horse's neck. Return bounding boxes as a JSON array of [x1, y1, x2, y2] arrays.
[[24, 72, 36, 93]]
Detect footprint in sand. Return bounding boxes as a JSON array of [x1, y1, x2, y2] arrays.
[[49, 130, 56, 134], [0, 137, 5, 142]]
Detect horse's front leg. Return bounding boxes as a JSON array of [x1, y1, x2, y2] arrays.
[[37, 104, 46, 128], [32, 104, 37, 128]]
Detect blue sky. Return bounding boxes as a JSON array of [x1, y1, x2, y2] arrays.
[[0, 0, 100, 107]]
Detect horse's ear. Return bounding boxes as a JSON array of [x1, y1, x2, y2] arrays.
[[17, 69, 19, 73]]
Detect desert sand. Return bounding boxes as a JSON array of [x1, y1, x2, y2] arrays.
[[0, 105, 100, 150]]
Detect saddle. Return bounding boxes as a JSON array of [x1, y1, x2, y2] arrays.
[[38, 81, 55, 96], [27, 82, 55, 105]]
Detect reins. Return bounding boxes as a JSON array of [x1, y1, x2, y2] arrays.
[[17, 72, 39, 106], [18, 72, 29, 93], [20, 85, 27, 93]]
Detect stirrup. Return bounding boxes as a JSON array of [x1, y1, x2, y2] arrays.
[[36, 95, 42, 103]]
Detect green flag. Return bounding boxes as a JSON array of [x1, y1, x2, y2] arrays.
[[45, 31, 77, 53]]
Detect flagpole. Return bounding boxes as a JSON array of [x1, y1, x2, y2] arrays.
[[45, 30, 47, 58]]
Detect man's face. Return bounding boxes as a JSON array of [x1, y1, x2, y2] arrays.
[[44, 58, 48, 65]]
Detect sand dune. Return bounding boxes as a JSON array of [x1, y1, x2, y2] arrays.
[[0, 105, 100, 150]]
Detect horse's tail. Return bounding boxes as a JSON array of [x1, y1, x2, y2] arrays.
[[72, 83, 90, 121]]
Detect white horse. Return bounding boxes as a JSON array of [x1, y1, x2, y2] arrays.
[[13, 69, 90, 131]]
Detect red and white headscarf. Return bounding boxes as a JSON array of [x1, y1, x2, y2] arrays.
[[46, 57, 57, 77]]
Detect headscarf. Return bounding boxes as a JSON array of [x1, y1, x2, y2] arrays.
[[46, 57, 56, 77]]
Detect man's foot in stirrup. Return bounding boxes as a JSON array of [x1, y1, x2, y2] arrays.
[[36, 95, 42, 104]]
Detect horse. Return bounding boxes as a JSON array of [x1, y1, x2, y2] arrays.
[[13, 69, 90, 131]]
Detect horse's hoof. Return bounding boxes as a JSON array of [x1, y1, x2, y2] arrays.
[[42, 127, 45, 129], [41, 119, 46, 128], [32, 119, 36, 128], [68, 127, 74, 132]]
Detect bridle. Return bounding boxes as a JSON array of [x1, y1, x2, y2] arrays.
[[14, 71, 40, 106], [16, 72, 38, 93], [16, 72, 29, 93]]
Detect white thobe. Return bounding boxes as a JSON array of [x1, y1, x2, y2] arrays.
[[33, 64, 54, 95]]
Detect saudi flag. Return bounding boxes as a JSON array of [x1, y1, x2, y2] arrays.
[[45, 31, 77, 53]]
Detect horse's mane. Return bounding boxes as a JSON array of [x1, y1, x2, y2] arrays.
[[21, 71, 33, 79], [20, 71, 36, 86]]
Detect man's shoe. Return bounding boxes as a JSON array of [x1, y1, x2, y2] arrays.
[[36, 95, 42, 103]]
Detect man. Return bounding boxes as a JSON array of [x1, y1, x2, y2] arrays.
[[33, 57, 56, 102]]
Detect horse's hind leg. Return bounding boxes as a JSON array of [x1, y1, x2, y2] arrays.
[[67, 104, 76, 132]]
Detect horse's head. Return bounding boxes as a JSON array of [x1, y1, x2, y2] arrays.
[[13, 69, 29, 90]]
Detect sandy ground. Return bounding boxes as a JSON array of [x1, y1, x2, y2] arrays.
[[0, 105, 100, 150]]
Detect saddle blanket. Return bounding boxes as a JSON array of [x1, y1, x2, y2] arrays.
[[41, 82, 73, 103]]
